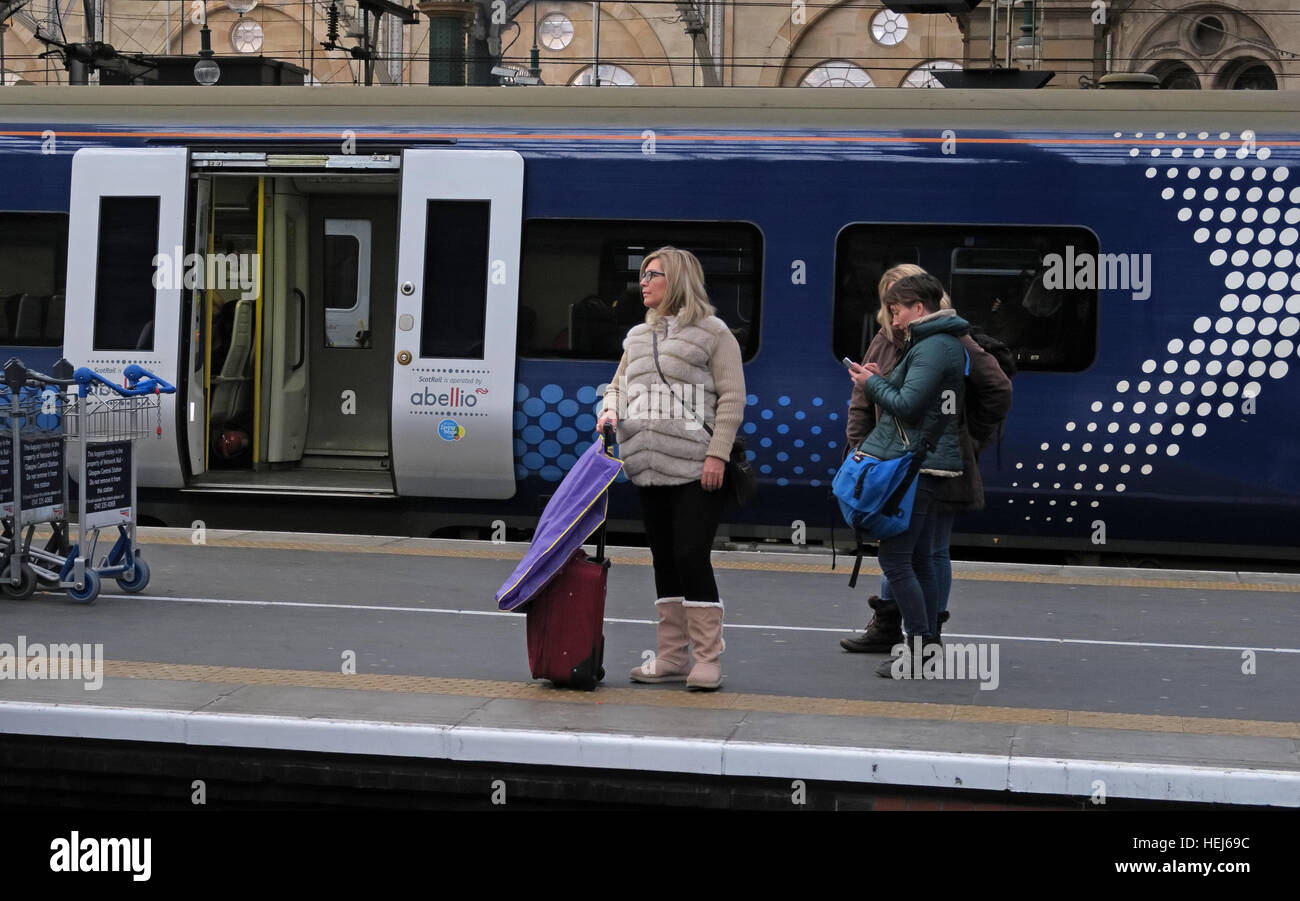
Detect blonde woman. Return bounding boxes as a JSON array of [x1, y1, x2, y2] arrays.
[[597, 247, 745, 691]]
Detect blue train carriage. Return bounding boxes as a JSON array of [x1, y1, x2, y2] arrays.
[[0, 87, 1297, 559]]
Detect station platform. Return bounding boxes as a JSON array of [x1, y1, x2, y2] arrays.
[[1, 528, 1297, 810]]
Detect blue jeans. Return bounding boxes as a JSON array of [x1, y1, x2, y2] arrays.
[[876, 476, 940, 638], [879, 509, 956, 621]]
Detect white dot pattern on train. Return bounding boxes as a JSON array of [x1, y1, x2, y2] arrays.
[[1010, 133, 1294, 524]]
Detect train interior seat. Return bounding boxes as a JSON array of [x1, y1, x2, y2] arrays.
[[44, 295, 64, 344], [568, 295, 622, 357], [14, 294, 44, 342], [0, 293, 22, 341], [209, 298, 255, 460]]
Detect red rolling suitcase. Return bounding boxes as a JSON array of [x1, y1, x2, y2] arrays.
[[519, 425, 616, 691], [525, 545, 609, 690]]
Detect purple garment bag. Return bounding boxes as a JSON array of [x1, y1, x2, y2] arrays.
[[495, 438, 623, 611]]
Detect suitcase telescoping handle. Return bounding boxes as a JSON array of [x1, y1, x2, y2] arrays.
[[595, 424, 615, 563]]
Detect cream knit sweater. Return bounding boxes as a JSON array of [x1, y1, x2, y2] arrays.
[[602, 315, 746, 486]]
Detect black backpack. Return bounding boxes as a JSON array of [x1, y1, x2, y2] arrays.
[[965, 328, 1016, 463], [969, 328, 1017, 380]]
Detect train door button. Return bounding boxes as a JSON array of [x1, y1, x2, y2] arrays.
[[398, 314, 414, 331], [400, 281, 415, 296], [397, 350, 412, 365]]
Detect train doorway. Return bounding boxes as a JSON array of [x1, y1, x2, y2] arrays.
[[63, 146, 523, 499], [190, 168, 398, 495]]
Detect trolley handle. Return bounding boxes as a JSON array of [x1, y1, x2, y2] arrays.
[[123, 364, 176, 396], [73, 366, 176, 397], [3, 357, 78, 392], [16, 369, 77, 388]]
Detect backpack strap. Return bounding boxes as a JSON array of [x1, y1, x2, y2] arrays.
[[848, 534, 867, 588]]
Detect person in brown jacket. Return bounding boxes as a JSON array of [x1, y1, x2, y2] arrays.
[[926, 331, 1012, 629], [839, 266, 1013, 653]]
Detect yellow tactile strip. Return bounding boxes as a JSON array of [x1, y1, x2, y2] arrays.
[[102, 659, 1300, 740], [137, 533, 1300, 592]]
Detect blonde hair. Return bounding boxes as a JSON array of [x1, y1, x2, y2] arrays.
[[641, 246, 716, 328], [874, 264, 955, 342], [876, 264, 927, 342]]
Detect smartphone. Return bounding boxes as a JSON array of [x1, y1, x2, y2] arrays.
[[841, 357, 856, 370]]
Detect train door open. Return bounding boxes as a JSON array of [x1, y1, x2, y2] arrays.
[[390, 149, 523, 499]]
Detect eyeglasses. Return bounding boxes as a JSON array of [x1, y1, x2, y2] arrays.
[[640, 270, 665, 283]]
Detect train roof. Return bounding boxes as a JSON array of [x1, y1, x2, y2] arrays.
[[3, 86, 1299, 132]]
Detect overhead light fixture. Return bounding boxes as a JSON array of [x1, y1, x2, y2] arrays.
[[194, 19, 220, 85]]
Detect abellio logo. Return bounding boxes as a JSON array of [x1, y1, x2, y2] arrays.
[[410, 386, 485, 408], [438, 419, 465, 441]]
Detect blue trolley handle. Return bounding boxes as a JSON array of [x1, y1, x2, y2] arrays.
[[123, 365, 176, 396], [74, 366, 176, 397]]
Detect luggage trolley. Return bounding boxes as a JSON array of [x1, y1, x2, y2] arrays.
[[0, 358, 75, 600], [60, 364, 176, 604]]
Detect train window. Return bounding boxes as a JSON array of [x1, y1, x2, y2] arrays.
[[0, 212, 68, 347], [833, 225, 1099, 372], [323, 219, 372, 349], [518, 220, 762, 361], [420, 200, 490, 359], [93, 197, 159, 352]]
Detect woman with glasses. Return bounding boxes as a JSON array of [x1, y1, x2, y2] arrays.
[[597, 247, 745, 691]]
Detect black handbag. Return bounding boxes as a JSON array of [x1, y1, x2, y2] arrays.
[[651, 329, 756, 507]]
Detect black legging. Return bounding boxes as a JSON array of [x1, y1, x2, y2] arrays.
[[638, 482, 726, 603]]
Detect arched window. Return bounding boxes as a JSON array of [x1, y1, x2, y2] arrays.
[[901, 60, 960, 88], [1221, 59, 1278, 90], [1150, 62, 1200, 90], [800, 61, 874, 88], [570, 64, 637, 86]]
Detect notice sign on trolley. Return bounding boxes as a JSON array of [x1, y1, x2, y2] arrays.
[[0, 435, 66, 523], [85, 441, 133, 530]]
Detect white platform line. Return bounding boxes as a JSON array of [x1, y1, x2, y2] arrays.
[[1, 701, 1295, 807], [96, 594, 1300, 655]]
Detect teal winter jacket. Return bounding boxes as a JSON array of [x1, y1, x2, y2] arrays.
[[856, 309, 969, 475]]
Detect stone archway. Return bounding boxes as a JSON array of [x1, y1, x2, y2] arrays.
[[1124, 3, 1282, 88], [498, 2, 676, 87], [767, 1, 964, 89]]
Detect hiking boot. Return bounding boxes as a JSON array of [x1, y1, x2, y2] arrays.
[[840, 595, 902, 653]]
